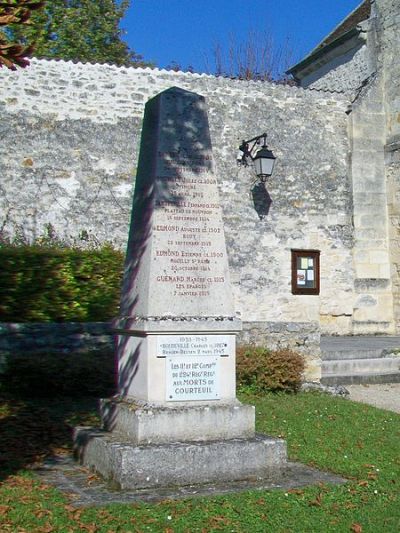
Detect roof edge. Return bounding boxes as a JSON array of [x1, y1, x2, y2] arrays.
[[287, 0, 370, 77], [287, 27, 361, 76]]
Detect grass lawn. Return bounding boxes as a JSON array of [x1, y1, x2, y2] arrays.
[[0, 391, 399, 532]]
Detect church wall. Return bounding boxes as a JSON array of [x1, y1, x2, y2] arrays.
[[290, 0, 400, 336], [349, 76, 395, 334], [386, 151, 400, 331], [375, 0, 400, 144], [342, 0, 400, 335], [301, 39, 371, 94], [374, 0, 400, 331]]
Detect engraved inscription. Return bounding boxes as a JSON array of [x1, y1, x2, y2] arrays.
[[166, 355, 220, 401], [158, 335, 230, 357], [152, 150, 228, 298]]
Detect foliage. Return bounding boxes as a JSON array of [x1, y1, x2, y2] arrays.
[[0, 244, 124, 322], [0, 392, 399, 531], [1, 348, 115, 397], [7, 0, 152, 66], [0, 0, 44, 69], [236, 345, 305, 393], [165, 60, 194, 73]]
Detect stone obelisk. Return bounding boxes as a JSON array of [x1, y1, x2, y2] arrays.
[[116, 86, 241, 404], [75, 88, 287, 490]]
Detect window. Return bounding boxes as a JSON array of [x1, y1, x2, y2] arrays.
[[291, 250, 320, 295]]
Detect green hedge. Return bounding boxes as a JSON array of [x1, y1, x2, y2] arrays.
[[0, 245, 124, 322]]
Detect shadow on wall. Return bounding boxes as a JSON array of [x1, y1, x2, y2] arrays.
[[251, 182, 272, 219]]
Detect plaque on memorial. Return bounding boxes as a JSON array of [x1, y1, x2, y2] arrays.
[[157, 335, 231, 358], [166, 355, 220, 401]]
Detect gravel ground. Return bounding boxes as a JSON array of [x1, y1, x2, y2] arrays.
[[346, 383, 400, 414]]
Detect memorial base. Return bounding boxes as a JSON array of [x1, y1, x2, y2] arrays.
[[74, 400, 288, 490], [74, 429, 287, 490], [99, 399, 255, 444]]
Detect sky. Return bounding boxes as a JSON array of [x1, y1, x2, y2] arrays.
[[123, 0, 364, 74]]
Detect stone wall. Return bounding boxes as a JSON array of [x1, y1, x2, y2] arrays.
[[375, 0, 400, 144], [335, 0, 399, 334], [0, 58, 355, 379], [349, 76, 395, 334], [302, 37, 372, 94], [0, 322, 114, 356], [375, 0, 400, 330], [0, 321, 320, 380], [0, 322, 115, 373], [387, 151, 400, 330], [0, 60, 352, 339]]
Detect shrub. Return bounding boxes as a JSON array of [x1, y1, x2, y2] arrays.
[[0, 244, 124, 322], [236, 345, 305, 393], [0, 348, 116, 398]]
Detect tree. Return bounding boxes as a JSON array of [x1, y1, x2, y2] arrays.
[[0, 0, 44, 70], [205, 30, 296, 83], [7, 0, 151, 67]]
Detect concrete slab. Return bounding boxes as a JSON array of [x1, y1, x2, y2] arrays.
[[347, 383, 400, 413], [33, 455, 347, 508]]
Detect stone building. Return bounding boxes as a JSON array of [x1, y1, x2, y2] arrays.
[[0, 0, 399, 380], [290, 0, 400, 340]]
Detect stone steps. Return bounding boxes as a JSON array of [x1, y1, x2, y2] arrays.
[[321, 348, 385, 360], [320, 336, 400, 385], [321, 372, 400, 386]]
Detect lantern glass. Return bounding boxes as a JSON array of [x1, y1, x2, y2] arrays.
[[253, 147, 276, 178]]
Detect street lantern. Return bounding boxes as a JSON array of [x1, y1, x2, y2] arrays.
[[237, 133, 276, 182]]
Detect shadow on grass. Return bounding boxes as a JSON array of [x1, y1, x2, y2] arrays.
[[0, 347, 118, 479], [0, 395, 103, 481]]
